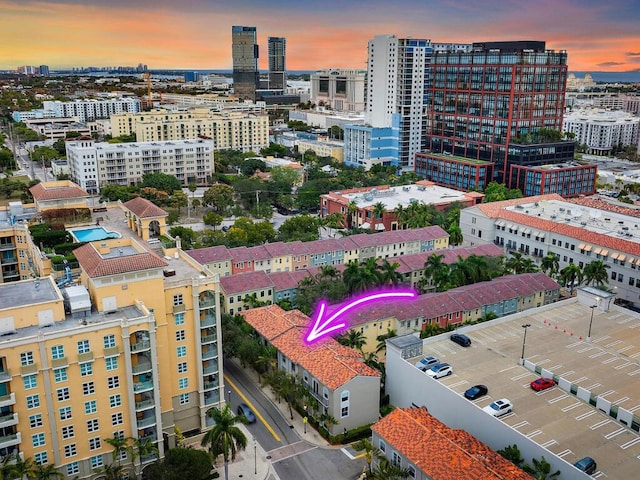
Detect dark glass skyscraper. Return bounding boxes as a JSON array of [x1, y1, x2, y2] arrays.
[[268, 36, 286, 91], [232, 26, 259, 101]]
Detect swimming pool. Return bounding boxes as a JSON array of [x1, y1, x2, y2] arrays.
[[70, 227, 121, 242]]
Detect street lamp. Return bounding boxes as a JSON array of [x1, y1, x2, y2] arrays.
[[303, 404, 307, 434], [254, 438, 257, 475], [587, 298, 600, 342], [520, 324, 531, 365], [227, 390, 232, 405]]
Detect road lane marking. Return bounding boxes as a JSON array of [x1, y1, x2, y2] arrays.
[[224, 374, 281, 442]]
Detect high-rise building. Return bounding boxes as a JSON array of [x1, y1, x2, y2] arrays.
[[267, 37, 286, 91], [310, 69, 366, 112], [232, 26, 259, 101], [38, 65, 50, 76]]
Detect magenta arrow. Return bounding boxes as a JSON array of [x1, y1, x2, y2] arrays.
[[305, 289, 418, 345]]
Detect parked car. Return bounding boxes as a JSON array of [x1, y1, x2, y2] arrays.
[[221, 225, 230, 232], [450, 333, 471, 347], [530, 377, 556, 392], [573, 456, 597, 474], [482, 398, 513, 417], [464, 384, 488, 400], [414, 356, 439, 371], [426, 363, 453, 379], [237, 403, 257, 423]]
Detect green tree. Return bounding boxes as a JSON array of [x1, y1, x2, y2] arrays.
[[336, 330, 367, 350], [540, 253, 560, 278], [422, 253, 449, 292], [97, 463, 126, 480], [369, 458, 411, 479], [129, 437, 158, 479], [270, 166, 300, 189], [348, 200, 359, 230], [145, 448, 213, 480], [447, 224, 463, 246], [523, 456, 560, 480], [201, 404, 248, 480], [498, 444, 524, 467], [203, 183, 235, 213], [559, 263, 583, 294], [33, 463, 63, 480], [240, 158, 267, 176], [483, 182, 509, 203], [203, 211, 223, 230], [141, 172, 182, 193], [583, 260, 610, 286], [505, 252, 526, 275], [277, 214, 321, 242], [168, 226, 196, 249], [169, 190, 188, 213], [105, 433, 130, 466], [372, 201, 386, 232]]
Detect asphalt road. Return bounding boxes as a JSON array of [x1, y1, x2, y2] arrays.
[[223, 359, 366, 480]]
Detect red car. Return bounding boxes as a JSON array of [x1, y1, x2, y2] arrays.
[[530, 378, 555, 392]]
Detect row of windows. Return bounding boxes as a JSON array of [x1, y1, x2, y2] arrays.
[[20, 335, 116, 365]]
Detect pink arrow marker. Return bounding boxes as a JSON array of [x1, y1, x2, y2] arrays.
[[305, 289, 418, 345]]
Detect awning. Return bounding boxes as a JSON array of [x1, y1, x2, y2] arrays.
[[584, 245, 592, 252], [618, 254, 626, 262], [375, 223, 385, 231], [498, 220, 506, 227], [533, 231, 541, 238], [631, 258, 637, 265], [361, 222, 371, 229], [594, 248, 602, 255], [523, 228, 531, 235], [611, 253, 619, 260], [600, 249, 609, 257], [578, 243, 586, 250]]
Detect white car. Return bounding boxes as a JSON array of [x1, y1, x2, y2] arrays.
[[414, 356, 439, 371], [482, 398, 513, 417], [425, 363, 453, 379]]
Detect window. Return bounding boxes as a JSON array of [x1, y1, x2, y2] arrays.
[[111, 412, 123, 426], [62, 425, 75, 439], [66, 462, 79, 475], [26, 394, 40, 409], [341, 391, 349, 402], [379, 440, 386, 453], [175, 330, 185, 341], [109, 394, 122, 408], [103, 334, 116, 349], [173, 294, 183, 306], [91, 454, 104, 469], [87, 418, 99, 432], [89, 437, 101, 450], [108, 376, 120, 389], [177, 346, 186, 358], [83, 382, 95, 395], [179, 393, 189, 405], [32, 433, 46, 447], [341, 406, 349, 418], [57, 387, 70, 401], [29, 414, 43, 428], [54, 367, 67, 382], [77, 340, 90, 354], [105, 357, 118, 371], [178, 377, 188, 389], [84, 400, 97, 414], [20, 351, 34, 366], [64, 444, 77, 457], [51, 345, 64, 360], [59, 406, 72, 420], [392, 451, 402, 467], [408, 465, 416, 478], [23, 374, 37, 389], [174, 313, 185, 325], [34, 452, 48, 465], [177, 362, 187, 374], [80, 362, 93, 376]]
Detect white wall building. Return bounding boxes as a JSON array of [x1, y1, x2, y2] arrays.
[[66, 138, 215, 194], [310, 69, 365, 112], [562, 108, 639, 155], [42, 98, 141, 122]]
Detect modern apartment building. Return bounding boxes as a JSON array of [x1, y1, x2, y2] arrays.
[[460, 193, 640, 308], [232, 26, 259, 101], [0, 200, 224, 477], [267, 36, 286, 91], [563, 108, 639, 155], [109, 109, 269, 151], [65, 138, 215, 193], [310, 69, 366, 112]]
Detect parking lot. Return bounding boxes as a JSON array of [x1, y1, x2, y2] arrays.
[[412, 300, 640, 478]]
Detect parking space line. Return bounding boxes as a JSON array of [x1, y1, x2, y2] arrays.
[[602, 357, 622, 364], [588, 351, 607, 359], [511, 420, 530, 429], [447, 380, 468, 388], [567, 340, 582, 348], [577, 346, 594, 353], [561, 402, 583, 412], [556, 449, 573, 458], [599, 390, 615, 397], [628, 369, 640, 376], [628, 405, 640, 413], [559, 370, 575, 376], [592, 336, 611, 344], [630, 352, 640, 358], [585, 383, 602, 390], [526, 430, 543, 438], [604, 427, 626, 440], [500, 412, 516, 420], [541, 439, 558, 448], [614, 362, 633, 370], [537, 359, 551, 365], [548, 394, 569, 404], [575, 411, 597, 421], [592, 471, 606, 479], [617, 345, 634, 353], [590, 419, 612, 430], [570, 376, 588, 383], [621, 437, 640, 449], [611, 396, 630, 405], [511, 372, 534, 381], [500, 365, 518, 373], [548, 364, 563, 370], [603, 340, 623, 348]]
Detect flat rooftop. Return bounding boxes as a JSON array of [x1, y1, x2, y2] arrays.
[[0, 278, 61, 309], [332, 184, 470, 210], [422, 152, 492, 165], [410, 299, 640, 479], [505, 198, 640, 246]]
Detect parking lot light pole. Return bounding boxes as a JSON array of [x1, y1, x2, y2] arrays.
[[520, 324, 531, 365], [254, 438, 257, 475], [587, 300, 600, 342]]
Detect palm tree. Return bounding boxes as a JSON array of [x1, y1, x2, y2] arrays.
[[97, 464, 125, 480], [201, 404, 248, 480], [369, 458, 411, 479], [393, 205, 407, 230], [32, 464, 62, 480], [347, 200, 358, 230], [523, 456, 560, 480], [105, 433, 130, 466], [447, 224, 463, 246], [376, 259, 402, 286], [423, 253, 449, 292], [353, 438, 380, 478], [318, 413, 339, 435], [540, 253, 559, 278], [505, 252, 526, 274], [129, 436, 158, 479], [520, 258, 539, 273], [559, 263, 583, 294], [376, 329, 397, 354], [11, 455, 35, 480], [337, 329, 366, 351], [372, 202, 386, 232], [583, 260, 610, 286]]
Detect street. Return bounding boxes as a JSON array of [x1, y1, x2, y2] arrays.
[[223, 358, 366, 480]]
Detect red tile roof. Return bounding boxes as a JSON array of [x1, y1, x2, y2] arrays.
[[241, 305, 380, 389], [122, 197, 168, 218], [372, 408, 531, 480], [30, 181, 90, 201], [220, 271, 274, 295], [74, 243, 168, 278], [229, 245, 271, 263], [186, 245, 233, 264]]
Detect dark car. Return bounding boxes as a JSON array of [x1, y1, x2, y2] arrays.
[[464, 384, 488, 400], [237, 403, 257, 424], [530, 377, 556, 392], [573, 456, 597, 474], [450, 333, 471, 347], [221, 225, 230, 232]]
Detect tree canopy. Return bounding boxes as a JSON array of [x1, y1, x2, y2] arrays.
[[141, 172, 182, 193]]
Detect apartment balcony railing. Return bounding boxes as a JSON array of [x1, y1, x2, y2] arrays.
[[0, 413, 18, 428], [130, 340, 151, 353], [202, 364, 218, 376], [200, 315, 215, 328], [0, 393, 16, 408], [140, 433, 157, 443], [0, 432, 21, 449], [0, 243, 15, 251], [201, 334, 216, 345], [308, 389, 330, 408], [133, 381, 154, 393], [0, 369, 10, 383], [202, 348, 217, 360], [135, 399, 155, 412], [0, 257, 17, 265], [203, 379, 219, 391], [140, 452, 159, 464], [132, 361, 153, 375], [136, 415, 156, 429], [199, 297, 215, 309]]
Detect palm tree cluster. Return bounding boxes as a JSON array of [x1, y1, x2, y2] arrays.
[[201, 404, 248, 480], [540, 253, 610, 294], [0, 455, 62, 480], [353, 438, 412, 479], [418, 253, 506, 293], [103, 433, 158, 479]]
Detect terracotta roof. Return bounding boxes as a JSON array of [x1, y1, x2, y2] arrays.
[[186, 245, 233, 264], [229, 245, 271, 263], [122, 197, 168, 218], [240, 305, 380, 390], [30, 181, 90, 201], [220, 271, 273, 295], [372, 408, 531, 480], [74, 243, 168, 278], [264, 241, 300, 258], [567, 196, 640, 219], [268, 269, 317, 292]]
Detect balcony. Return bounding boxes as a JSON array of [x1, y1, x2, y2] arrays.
[[51, 357, 68, 368], [130, 340, 151, 353], [0, 432, 21, 449], [0, 393, 16, 408], [309, 389, 330, 408], [133, 381, 154, 393], [199, 297, 215, 309], [203, 378, 219, 390], [136, 415, 156, 429], [140, 432, 157, 443], [202, 364, 217, 376], [135, 398, 155, 411], [132, 361, 153, 375], [201, 334, 216, 345], [0, 369, 10, 383], [200, 314, 215, 328], [202, 348, 217, 360], [204, 391, 219, 406], [140, 452, 159, 464], [0, 256, 17, 265], [0, 242, 15, 251], [0, 412, 18, 428]]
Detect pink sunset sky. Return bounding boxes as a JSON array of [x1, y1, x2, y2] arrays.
[[1, 0, 639, 72]]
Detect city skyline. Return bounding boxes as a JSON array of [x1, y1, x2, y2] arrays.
[[1, 0, 640, 72]]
